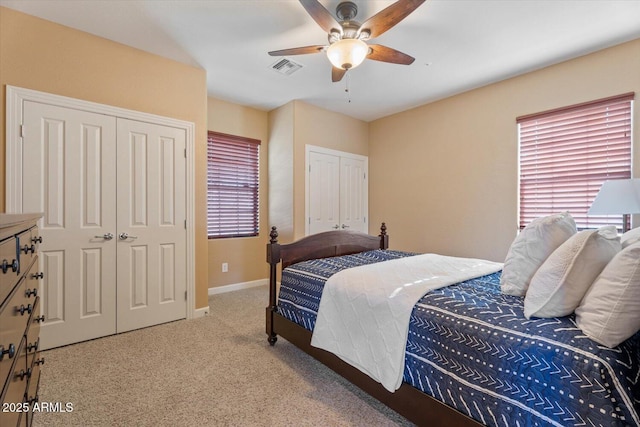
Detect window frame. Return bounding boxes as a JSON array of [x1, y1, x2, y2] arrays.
[[207, 131, 261, 239], [517, 93, 634, 232]]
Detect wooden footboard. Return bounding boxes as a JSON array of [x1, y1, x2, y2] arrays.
[[265, 224, 482, 426]]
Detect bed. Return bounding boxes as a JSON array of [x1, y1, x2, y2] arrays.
[[265, 224, 640, 426]]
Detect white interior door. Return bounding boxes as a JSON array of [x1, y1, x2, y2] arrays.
[[116, 119, 187, 332], [308, 151, 340, 234], [340, 157, 367, 233], [306, 147, 368, 235], [22, 101, 117, 349]]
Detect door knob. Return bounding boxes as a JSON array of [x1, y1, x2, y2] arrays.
[[119, 232, 138, 240], [95, 233, 114, 240]]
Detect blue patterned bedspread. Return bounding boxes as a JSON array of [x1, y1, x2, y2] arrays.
[[277, 250, 640, 427]]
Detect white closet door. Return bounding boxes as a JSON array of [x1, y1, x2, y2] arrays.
[[340, 157, 367, 233], [308, 151, 340, 234], [21, 102, 188, 349], [307, 147, 368, 235], [22, 101, 117, 349], [115, 118, 187, 332]]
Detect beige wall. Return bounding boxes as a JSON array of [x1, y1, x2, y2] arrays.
[[0, 7, 210, 309], [207, 97, 270, 288], [369, 38, 640, 262], [268, 100, 369, 241]]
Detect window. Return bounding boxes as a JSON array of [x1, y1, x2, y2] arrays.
[[517, 93, 633, 232], [207, 131, 260, 238]]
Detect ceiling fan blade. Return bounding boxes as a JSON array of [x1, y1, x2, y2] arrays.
[[268, 45, 326, 56], [358, 0, 426, 39], [299, 0, 343, 35], [367, 44, 415, 65], [332, 67, 347, 82]]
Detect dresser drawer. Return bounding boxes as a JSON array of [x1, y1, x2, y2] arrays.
[[0, 237, 20, 307], [26, 297, 41, 376], [0, 278, 32, 393], [16, 228, 39, 275], [26, 344, 40, 404], [22, 260, 40, 312], [25, 370, 40, 427], [0, 336, 27, 427]]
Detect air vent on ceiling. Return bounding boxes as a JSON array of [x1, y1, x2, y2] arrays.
[[270, 58, 303, 76]]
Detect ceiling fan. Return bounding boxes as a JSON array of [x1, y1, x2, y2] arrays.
[[268, 0, 426, 82]]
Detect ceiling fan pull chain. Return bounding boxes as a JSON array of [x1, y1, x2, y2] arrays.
[[345, 72, 351, 103]]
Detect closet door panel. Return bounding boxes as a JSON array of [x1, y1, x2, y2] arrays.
[[308, 151, 340, 234], [22, 101, 117, 350], [116, 119, 187, 333], [340, 157, 367, 233]]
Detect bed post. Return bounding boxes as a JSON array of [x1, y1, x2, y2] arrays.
[[266, 226, 280, 346], [379, 222, 388, 249]]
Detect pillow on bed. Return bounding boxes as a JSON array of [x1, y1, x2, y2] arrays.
[[621, 227, 640, 248], [575, 242, 640, 348], [500, 212, 576, 296], [523, 226, 620, 319]]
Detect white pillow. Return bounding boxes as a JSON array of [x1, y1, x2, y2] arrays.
[[523, 226, 620, 319], [500, 212, 576, 296], [575, 242, 640, 348], [621, 227, 640, 248]]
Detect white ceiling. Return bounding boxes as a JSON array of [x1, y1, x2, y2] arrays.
[[3, 0, 640, 122]]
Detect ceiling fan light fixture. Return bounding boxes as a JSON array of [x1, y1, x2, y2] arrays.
[[326, 38, 368, 70]]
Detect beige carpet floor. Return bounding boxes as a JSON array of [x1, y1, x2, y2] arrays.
[[33, 285, 413, 426]]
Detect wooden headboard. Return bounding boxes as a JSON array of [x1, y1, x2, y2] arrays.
[[267, 223, 389, 269], [265, 223, 389, 345]]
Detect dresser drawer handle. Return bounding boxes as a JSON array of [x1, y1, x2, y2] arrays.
[[34, 357, 45, 366], [0, 259, 19, 274], [22, 244, 36, 254], [0, 343, 16, 361], [32, 236, 43, 244], [34, 315, 45, 323], [17, 304, 33, 316], [17, 368, 32, 381], [27, 341, 39, 353], [26, 288, 38, 298], [32, 272, 44, 280]]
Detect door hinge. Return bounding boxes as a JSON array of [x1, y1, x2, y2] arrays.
[[308, 164, 311, 173], [185, 291, 187, 301], [184, 148, 187, 158], [184, 219, 187, 229], [20, 124, 25, 138]]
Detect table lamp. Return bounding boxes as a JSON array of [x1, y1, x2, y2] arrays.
[[588, 178, 640, 233]]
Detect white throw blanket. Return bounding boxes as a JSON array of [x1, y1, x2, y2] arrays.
[[310, 253, 503, 392]]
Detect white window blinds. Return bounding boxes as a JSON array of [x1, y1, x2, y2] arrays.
[[207, 131, 260, 238], [517, 93, 633, 231]]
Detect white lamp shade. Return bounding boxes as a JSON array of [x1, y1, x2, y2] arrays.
[[588, 178, 640, 215], [326, 39, 368, 70]]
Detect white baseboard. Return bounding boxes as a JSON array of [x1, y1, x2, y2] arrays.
[[208, 278, 268, 296], [193, 306, 210, 318]]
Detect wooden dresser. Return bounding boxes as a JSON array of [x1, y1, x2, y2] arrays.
[[0, 214, 43, 427]]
